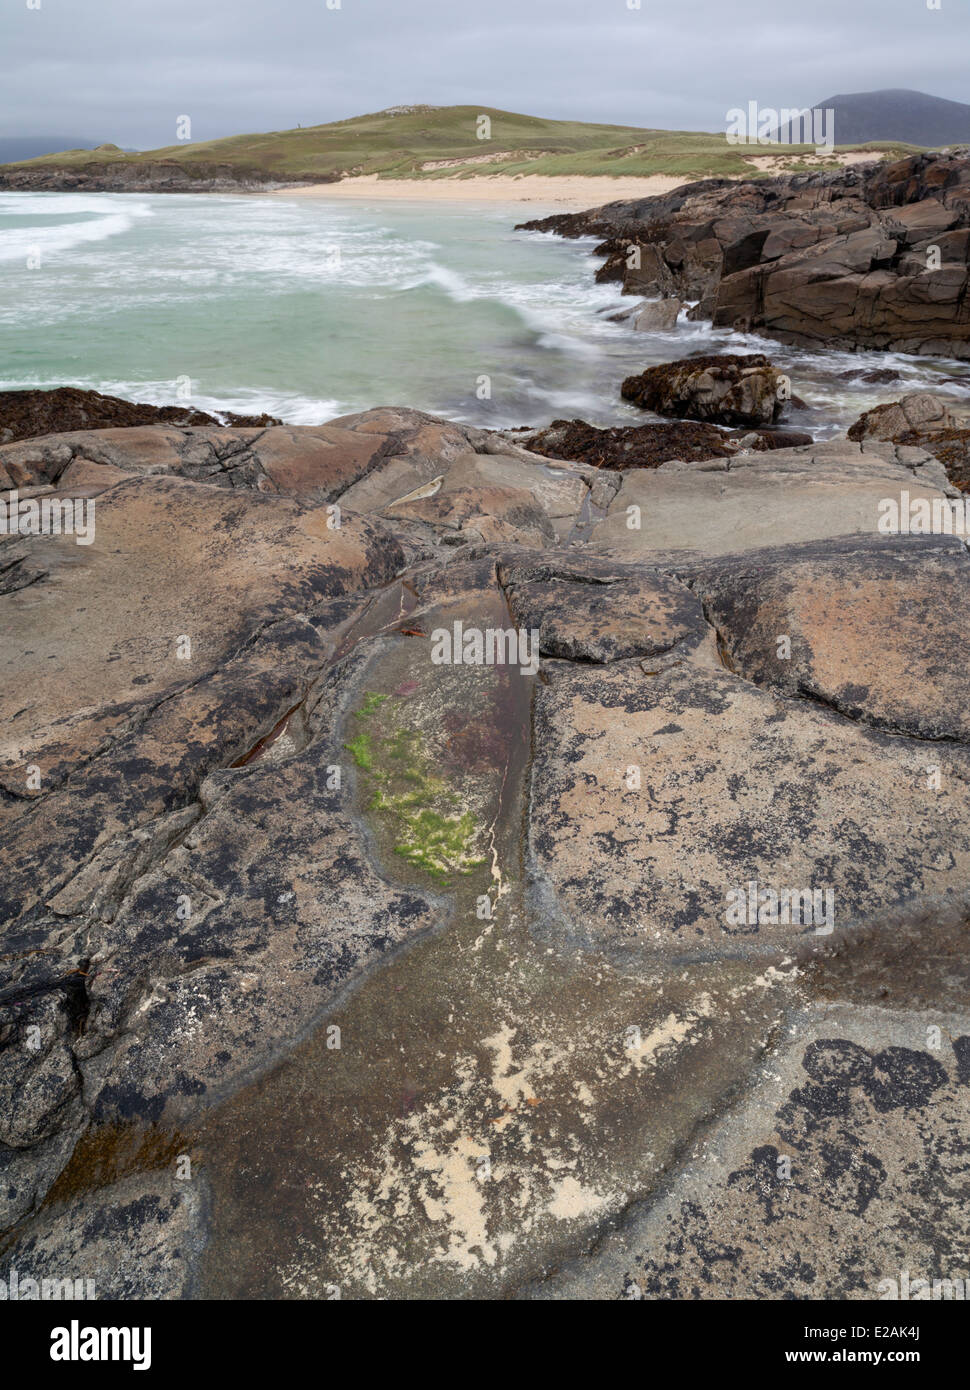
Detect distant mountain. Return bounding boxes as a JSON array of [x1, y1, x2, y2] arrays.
[[0, 137, 103, 163], [812, 90, 970, 147]]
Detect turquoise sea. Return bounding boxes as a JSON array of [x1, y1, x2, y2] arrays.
[[2, 190, 969, 432]]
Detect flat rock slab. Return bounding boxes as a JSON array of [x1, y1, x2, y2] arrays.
[[529, 660, 970, 963], [590, 439, 954, 557], [1, 475, 400, 786], [384, 484, 555, 548], [498, 551, 709, 663], [682, 533, 970, 741], [379, 450, 594, 546], [526, 1006, 970, 1300]]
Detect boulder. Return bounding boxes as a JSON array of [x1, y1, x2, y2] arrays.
[[620, 353, 790, 427], [846, 391, 957, 441], [844, 393, 970, 491], [632, 298, 684, 331]]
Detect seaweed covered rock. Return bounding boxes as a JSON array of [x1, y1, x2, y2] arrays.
[[517, 417, 811, 470], [0, 386, 280, 446], [620, 353, 791, 427]]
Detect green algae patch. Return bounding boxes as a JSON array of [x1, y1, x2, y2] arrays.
[[347, 695, 486, 884], [345, 732, 375, 770], [356, 692, 389, 718]]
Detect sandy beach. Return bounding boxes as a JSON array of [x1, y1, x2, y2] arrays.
[[264, 150, 883, 210], [268, 172, 691, 210]]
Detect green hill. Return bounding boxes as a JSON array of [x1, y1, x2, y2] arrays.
[[0, 104, 918, 186]]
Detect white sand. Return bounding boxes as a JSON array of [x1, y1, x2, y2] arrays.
[[264, 152, 883, 211], [267, 173, 690, 211]]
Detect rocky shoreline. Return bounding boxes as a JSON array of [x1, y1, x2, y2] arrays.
[[519, 151, 970, 360], [0, 161, 318, 194], [3, 157, 970, 1298]]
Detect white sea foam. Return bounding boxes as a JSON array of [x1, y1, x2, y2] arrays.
[[0, 193, 154, 264], [1, 192, 968, 430]]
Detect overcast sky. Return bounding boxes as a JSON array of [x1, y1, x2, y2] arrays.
[[2, 0, 967, 148]]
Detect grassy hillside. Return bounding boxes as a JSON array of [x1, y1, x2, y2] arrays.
[[0, 105, 919, 183]]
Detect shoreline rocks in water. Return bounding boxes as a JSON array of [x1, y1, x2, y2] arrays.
[[846, 390, 970, 490], [620, 352, 792, 427], [0, 161, 316, 194], [846, 389, 957, 441], [518, 151, 970, 359]]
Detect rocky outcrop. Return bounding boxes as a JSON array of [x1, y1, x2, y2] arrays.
[[0, 387, 281, 446], [3, 403, 970, 1301], [519, 152, 970, 358], [0, 161, 309, 194], [846, 391, 970, 490], [0, 406, 608, 543], [846, 390, 957, 441], [620, 353, 791, 426]]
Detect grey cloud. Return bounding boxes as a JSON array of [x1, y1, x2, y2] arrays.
[[0, 0, 966, 147]]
